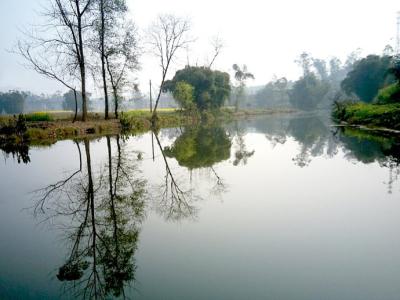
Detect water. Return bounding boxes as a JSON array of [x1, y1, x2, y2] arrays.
[[1, 114, 400, 299]]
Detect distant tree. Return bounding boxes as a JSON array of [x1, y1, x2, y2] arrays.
[[289, 73, 329, 111], [0, 91, 26, 114], [254, 77, 290, 108], [295, 52, 312, 76], [232, 64, 254, 111], [63, 90, 85, 112], [341, 55, 393, 102], [383, 44, 394, 57], [328, 57, 344, 85], [147, 14, 192, 119], [164, 66, 231, 110], [343, 49, 362, 73], [312, 58, 328, 80]]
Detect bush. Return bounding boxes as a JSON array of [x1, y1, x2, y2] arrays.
[[376, 84, 400, 104], [24, 112, 53, 122]]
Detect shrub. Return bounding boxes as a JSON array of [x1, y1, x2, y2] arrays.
[[376, 84, 400, 104]]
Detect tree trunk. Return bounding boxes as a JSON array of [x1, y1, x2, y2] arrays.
[[113, 86, 118, 118], [77, 5, 87, 122], [100, 0, 109, 120], [81, 64, 87, 121], [73, 89, 78, 123]]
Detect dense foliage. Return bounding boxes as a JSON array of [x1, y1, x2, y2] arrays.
[[163, 66, 231, 110], [341, 55, 394, 103], [376, 83, 400, 104], [172, 81, 195, 110]]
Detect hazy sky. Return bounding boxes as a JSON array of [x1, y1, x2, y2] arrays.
[[0, 0, 399, 95]]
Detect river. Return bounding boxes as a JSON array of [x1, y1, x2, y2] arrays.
[[1, 114, 400, 299]]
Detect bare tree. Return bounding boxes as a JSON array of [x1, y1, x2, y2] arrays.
[[18, 0, 93, 121], [105, 21, 140, 118], [208, 36, 224, 69], [97, 0, 111, 119], [17, 43, 80, 122], [147, 14, 192, 121], [92, 0, 132, 119]]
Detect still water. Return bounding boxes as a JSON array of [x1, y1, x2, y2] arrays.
[[1, 114, 400, 299]]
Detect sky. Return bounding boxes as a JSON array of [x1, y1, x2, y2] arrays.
[[0, 0, 399, 95]]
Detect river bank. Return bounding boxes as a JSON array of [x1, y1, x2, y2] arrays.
[[332, 102, 400, 133], [0, 108, 297, 143]]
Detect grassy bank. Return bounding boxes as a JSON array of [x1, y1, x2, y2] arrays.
[[332, 102, 400, 131], [0, 107, 297, 143]]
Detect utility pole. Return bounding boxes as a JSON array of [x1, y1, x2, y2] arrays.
[[149, 80, 153, 113]]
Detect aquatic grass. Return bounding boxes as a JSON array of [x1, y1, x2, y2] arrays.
[[24, 112, 53, 122]]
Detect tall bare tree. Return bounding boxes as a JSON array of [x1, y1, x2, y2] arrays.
[[98, 0, 111, 119], [147, 14, 192, 121], [91, 0, 139, 119], [18, 0, 93, 121], [92, 0, 126, 119]]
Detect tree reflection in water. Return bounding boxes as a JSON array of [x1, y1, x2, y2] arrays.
[[160, 125, 232, 207], [152, 131, 199, 221], [247, 115, 400, 192], [34, 136, 146, 299], [232, 122, 255, 166]]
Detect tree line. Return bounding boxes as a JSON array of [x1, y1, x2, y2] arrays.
[[250, 47, 400, 111]]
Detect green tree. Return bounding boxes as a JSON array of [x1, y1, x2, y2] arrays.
[[164, 66, 231, 110], [173, 81, 195, 110], [289, 73, 329, 111], [341, 54, 394, 103]]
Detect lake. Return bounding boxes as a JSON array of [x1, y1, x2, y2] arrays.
[[1, 114, 400, 299]]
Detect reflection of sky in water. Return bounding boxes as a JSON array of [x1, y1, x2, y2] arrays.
[[1, 115, 400, 299]]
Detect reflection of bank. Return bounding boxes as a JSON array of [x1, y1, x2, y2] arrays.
[[338, 127, 400, 193], [246, 115, 337, 167], [0, 136, 31, 163], [34, 136, 146, 298]]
